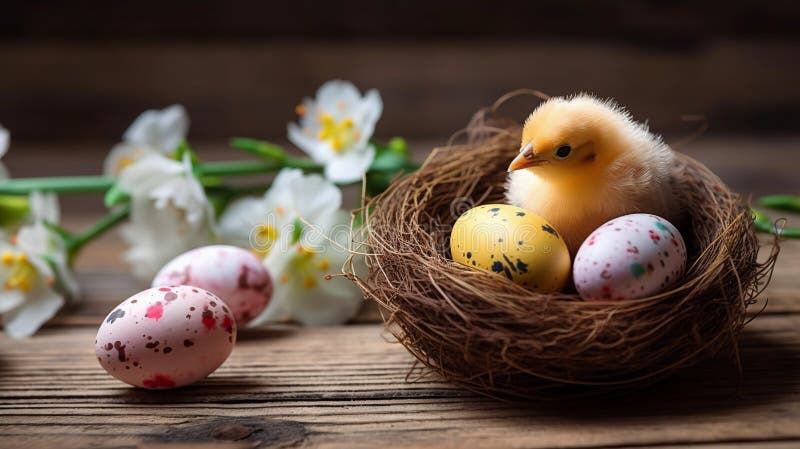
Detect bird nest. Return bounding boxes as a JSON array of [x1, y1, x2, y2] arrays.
[[348, 107, 780, 399]]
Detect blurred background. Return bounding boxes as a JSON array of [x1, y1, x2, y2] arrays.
[[1, 0, 799, 200]]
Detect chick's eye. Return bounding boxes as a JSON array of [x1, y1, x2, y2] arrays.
[[555, 145, 572, 159]]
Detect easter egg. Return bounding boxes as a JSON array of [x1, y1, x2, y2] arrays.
[[152, 245, 272, 326], [573, 213, 687, 301], [450, 204, 571, 292], [95, 285, 236, 389]]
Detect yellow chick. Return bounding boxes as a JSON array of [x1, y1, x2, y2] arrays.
[[506, 93, 681, 254]]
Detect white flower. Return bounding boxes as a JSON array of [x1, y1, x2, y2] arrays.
[[288, 80, 382, 184], [1, 124, 9, 179], [218, 168, 363, 325], [218, 168, 342, 255], [117, 153, 214, 280], [1, 193, 77, 338], [264, 210, 363, 326], [104, 105, 189, 176]]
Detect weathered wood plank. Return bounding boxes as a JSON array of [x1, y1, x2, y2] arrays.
[[0, 315, 799, 449], [1, 40, 799, 142]]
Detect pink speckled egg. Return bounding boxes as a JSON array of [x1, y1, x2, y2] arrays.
[[95, 285, 236, 389], [152, 245, 272, 326], [573, 214, 687, 301]]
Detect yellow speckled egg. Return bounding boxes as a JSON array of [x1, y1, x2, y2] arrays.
[[450, 204, 571, 292]]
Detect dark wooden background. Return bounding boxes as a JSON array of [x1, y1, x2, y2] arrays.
[[2, 0, 800, 151]]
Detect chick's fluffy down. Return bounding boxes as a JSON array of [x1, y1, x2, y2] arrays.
[[505, 94, 682, 254]]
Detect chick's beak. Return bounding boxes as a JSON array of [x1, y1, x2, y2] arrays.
[[508, 146, 547, 172]]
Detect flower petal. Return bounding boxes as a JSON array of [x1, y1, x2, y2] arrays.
[[121, 153, 215, 284], [2, 287, 64, 338], [117, 153, 184, 197], [251, 248, 294, 325], [122, 110, 160, 147], [287, 123, 333, 163], [15, 226, 58, 279], [0, 289, 26, 314], [316, 80, 362, 111], [122, 196, 213, 281], [288, 276, 364, 326], [218, 196, 269, 248], [154, 105, 190, 152], [324, 145, 376, 184], [0, 125, 9, 159], [265, 169, 342, 225], [122, 105, 189, 154], [103, 142, 157, 177], [352, 89, 383, 148], [28, 191, 60, 224]]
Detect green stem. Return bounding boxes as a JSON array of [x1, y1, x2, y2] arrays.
[[228, 138, 323, 172], [196, 158, 322, 176], [196, 160, 282, 177], [67, 204, 131, 259], [0, 159, 323, 195], [205, 184, 272, 197], [0, 176, 114, 195]]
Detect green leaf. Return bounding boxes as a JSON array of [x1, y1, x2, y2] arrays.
[[752, 207, 800, 239], [370, 148, 407, 172], [366, 170, 396, 197], [759, 194, 800, 213]]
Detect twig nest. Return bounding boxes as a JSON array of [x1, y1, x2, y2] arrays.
[[349, 109, 779, 399]]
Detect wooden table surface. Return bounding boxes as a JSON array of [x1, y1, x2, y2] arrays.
[[1, 138, 799, 449]]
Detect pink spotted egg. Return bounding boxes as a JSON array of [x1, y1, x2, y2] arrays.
[[573, 213, 687, 301], [95, 285, 236, 389], [152, 245, 272, 326]]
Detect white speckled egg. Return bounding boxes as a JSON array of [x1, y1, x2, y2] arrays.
[[573, 214, 687, 301], [95, 285, 236, 389], [152, 245, 272, 326]]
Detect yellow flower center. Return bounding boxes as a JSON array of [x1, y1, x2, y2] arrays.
[[295, 244, 316, 258], [2, 251, 38, 292], [114, 156, 136, 174], [287, 245, 331, 290], [317, 114, 359, 153], [252, 224, 279, 257]]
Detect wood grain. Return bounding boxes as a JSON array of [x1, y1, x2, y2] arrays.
[[0, 315, 799, 449], [1, 39, 799, 143]]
